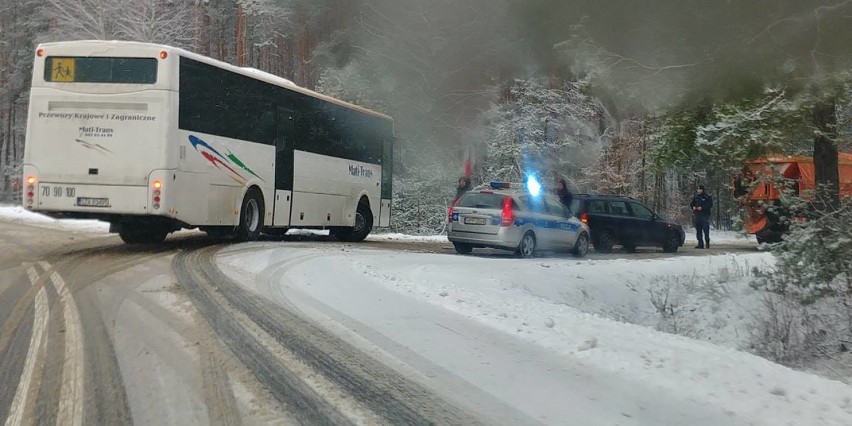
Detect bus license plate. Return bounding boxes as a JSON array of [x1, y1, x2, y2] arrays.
[[77, 197, 110, 207], [464, 217, 486, 225]]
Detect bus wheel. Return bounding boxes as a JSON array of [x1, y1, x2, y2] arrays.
[[236, 187, 264, 241], [336, 201, 373, 242], [119, 226, 168, 244]]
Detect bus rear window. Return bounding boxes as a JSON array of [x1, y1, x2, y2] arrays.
[[44, 56, 157, 84]]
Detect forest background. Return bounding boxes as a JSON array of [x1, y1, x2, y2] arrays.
[[2, 0, 851, 234]]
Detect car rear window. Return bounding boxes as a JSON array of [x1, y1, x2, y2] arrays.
[[570, 199, 581, 216], [607, 200, 629, 216], [457, 192, 506, 209], [588, 200, 607, 214], [629, 202, 655, 219]]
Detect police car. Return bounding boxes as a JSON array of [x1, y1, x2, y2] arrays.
[[447, 181, 590, 258]]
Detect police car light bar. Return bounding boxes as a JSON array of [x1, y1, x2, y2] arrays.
[[489, 181, 512, 189]]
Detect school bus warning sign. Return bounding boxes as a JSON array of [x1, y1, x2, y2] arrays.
[[51, 58, 75, 82]]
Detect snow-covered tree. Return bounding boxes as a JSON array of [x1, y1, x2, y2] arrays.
[[42, 0, 193, 46], [480, 78, 605, 186], [115, 0, 196, 48]]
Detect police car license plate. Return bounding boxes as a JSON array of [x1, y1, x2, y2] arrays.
[[464, 217, 486, 225], [77, 197, 110, 207]]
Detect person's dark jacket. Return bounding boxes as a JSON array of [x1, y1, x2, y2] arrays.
[[690, 193, 713, 218], [556, 179, 573, 210], [455, 178, 472, 201]]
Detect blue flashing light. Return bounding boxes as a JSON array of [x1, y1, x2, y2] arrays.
[[526, 175, 542, 197]]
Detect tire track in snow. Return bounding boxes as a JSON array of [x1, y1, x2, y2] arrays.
[[4, 265, 50, 426]]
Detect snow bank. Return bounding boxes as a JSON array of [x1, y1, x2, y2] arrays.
[[219, 246, 852, 425], [350, 252, 852, 424], [0, 204, 110, 234]]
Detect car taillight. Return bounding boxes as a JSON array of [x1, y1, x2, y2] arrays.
[[448, 197, 461, 223], [580, 212, 589, 224], [501, 197, 514, 227]]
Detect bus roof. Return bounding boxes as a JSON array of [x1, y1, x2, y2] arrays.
[[36, 40, 393, 122]]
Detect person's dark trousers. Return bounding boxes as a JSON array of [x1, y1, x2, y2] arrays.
[[694, 216, 710, 248]]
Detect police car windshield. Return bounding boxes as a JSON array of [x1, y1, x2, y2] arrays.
[[457, 193, 506, 209]]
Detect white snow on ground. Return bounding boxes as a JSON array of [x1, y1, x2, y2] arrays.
[[0, 204, 110, 234], [683, 227, 753, 245], [219, 245, 852, 425], [277, 228, 449, 243], [6, 204, 851, 423]]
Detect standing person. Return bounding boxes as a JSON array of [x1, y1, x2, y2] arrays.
[[690, 185, 713, 248], [556, 177, 573, 211], [455, 176, 471, 201]]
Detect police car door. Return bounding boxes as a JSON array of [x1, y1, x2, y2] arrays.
[[544, 196, 576, 250], [519, 195, 554, 249]]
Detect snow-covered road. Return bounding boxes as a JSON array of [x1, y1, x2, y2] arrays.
[[218, 243, 852, 425], [4, 204, 851, 424]]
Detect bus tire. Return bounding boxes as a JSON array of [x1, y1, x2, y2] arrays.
[[336, 201, 373, 242], [119, 226, 168, 244], [236, 187, 264, 242]]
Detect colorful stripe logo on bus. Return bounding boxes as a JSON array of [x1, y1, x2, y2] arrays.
[[75, 139, 112, 154], [188, 135, 263, 185]]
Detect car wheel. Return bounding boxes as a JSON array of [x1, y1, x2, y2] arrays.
[[594, 230, 614, 253], [662, 232, 680, 253], [236, 187, 264, 242], [453, 242, 473, 254], [516, 232, 537, 258], [572, 232, 590, 258], [622, 243, 637, 253]]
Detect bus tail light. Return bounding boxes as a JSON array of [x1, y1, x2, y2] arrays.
[[500, 197, 515, 227], [24, 176, 36, 208], [152, 181, 162, 210]]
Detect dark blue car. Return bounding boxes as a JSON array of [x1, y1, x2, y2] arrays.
[[571, 194, 685, 253]]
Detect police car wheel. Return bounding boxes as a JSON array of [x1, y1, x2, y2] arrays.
[[516, 232, 537, 258], [572, 232, 589, 257], [453, 242, 473, 254]]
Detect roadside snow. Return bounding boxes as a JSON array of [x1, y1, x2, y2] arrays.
[[0, 205, 110, 234], [220, 246, 852, 425], [683, 228, 753, 245]]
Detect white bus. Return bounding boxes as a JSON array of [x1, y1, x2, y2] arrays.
[[22, 40, 394, 243]]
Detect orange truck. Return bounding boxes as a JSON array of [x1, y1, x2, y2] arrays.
[[735, 153, 852, 243]]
